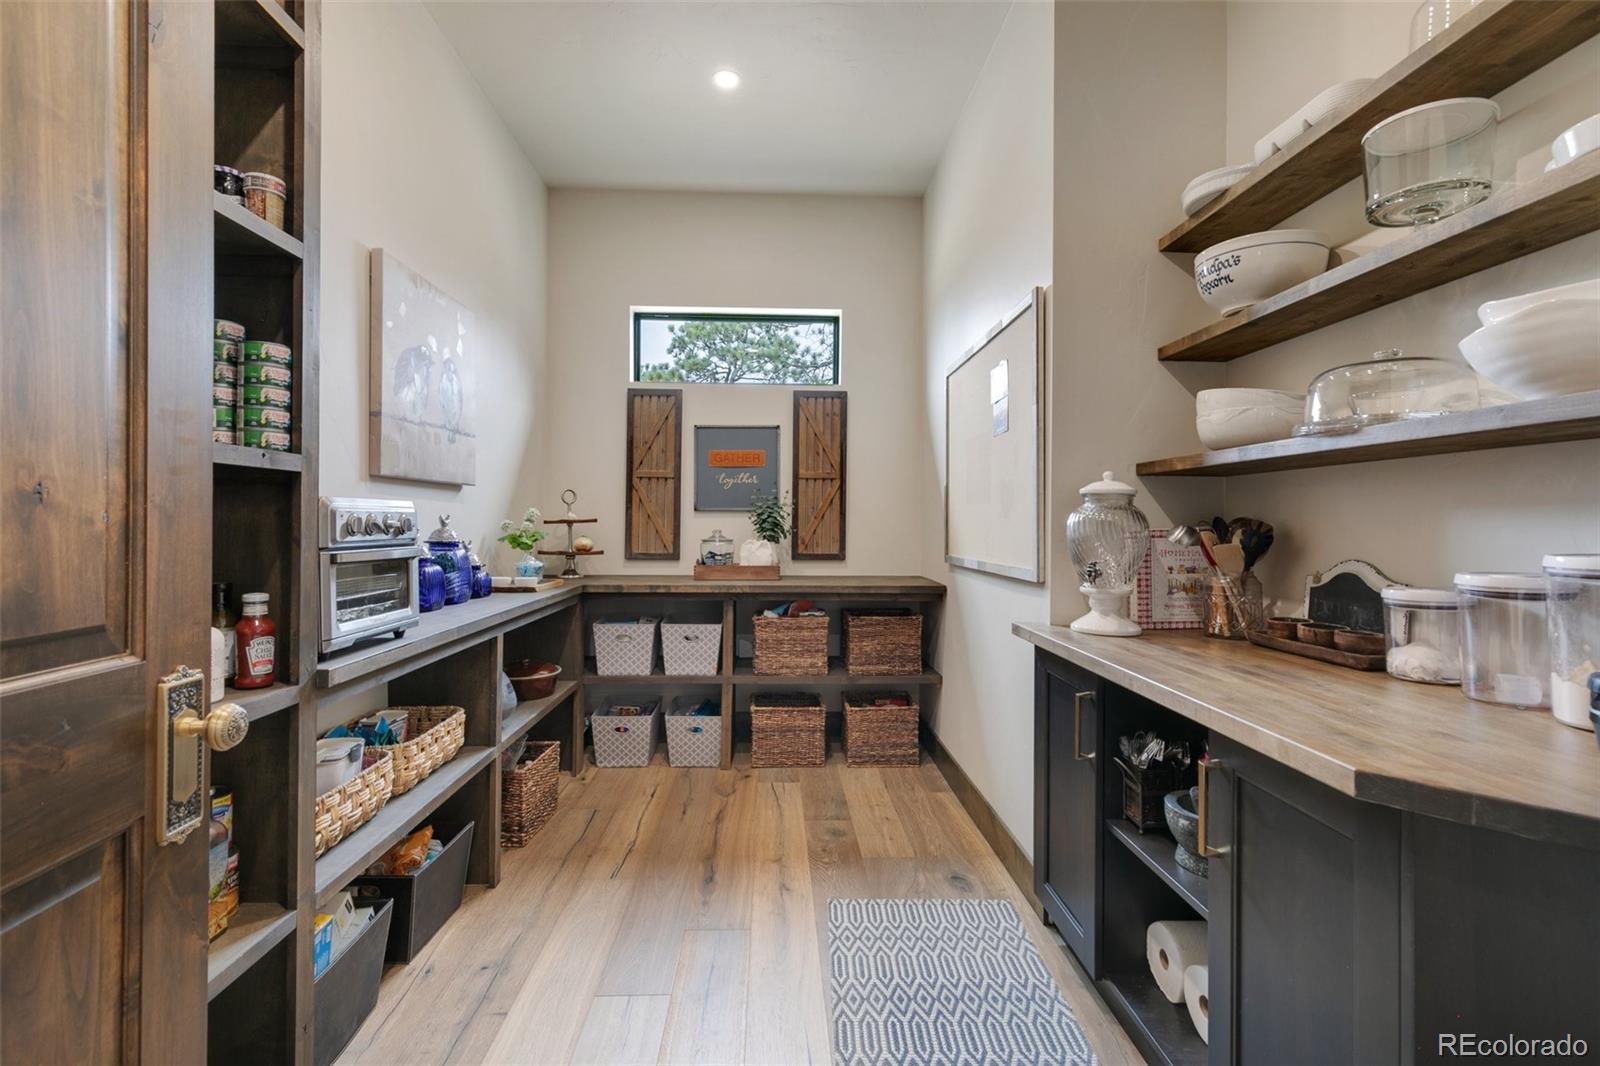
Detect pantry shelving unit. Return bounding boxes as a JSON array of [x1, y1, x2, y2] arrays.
[[1157, 0, 1600, 254], [205, 1, 321, 1063]]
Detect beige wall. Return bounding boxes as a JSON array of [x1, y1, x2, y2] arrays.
[[1217, 4, 1600, 605], [921, 0, 1054, 855], [541, 189, 922, 573], [319, 0, 550, 575]]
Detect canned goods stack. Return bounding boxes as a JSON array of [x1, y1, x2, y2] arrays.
[[213, 319, 245, 444]]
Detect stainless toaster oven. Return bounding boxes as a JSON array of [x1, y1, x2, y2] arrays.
[[318, 497, 421, 656]]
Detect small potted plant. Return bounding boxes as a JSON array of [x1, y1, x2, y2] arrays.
[[498, 507, 547, 579], [740, 492, 793, 568]]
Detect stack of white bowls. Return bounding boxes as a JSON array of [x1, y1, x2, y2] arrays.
[[1195, 388, 1306, 450], [1459, 279, 1600, 399]]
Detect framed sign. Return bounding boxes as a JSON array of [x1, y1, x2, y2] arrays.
[[694, 425, 779, 511]]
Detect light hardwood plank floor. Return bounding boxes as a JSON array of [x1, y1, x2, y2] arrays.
[[336, 752, 1140, 1066]]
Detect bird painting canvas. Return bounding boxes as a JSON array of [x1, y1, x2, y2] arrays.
[[368, 249, 477, 485]]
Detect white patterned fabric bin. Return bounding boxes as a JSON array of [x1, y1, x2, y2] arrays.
[[591, 701, 661, 767], [593, 620, 658, 676], [665, 699, 722, 767], [660, 623, 722, 676]]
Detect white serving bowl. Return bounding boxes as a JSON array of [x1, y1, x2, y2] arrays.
[[1195, 388, 1305, 450], [1548, 113, 1600, 172], [1459, 298, 1600, 399], [1476, 278, 1600, 327], [1194, 230, 1330, 317]]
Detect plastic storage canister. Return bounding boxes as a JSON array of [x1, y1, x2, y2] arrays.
[[1542, 555, 1599, 731], [1380, 586, 1461, 684], [1454, 573, 1549, 708]]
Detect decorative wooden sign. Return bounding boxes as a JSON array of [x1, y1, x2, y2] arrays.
[[694, 425, 779, 511], [625, 388, 681, 559], [792, 390, 846, 559]]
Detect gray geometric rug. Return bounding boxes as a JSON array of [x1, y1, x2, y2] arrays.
[[827, 898, 1099, 1066]]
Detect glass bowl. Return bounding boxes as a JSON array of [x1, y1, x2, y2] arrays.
[[1362, 97, 1498, 226], [1293, 349, 1480, 436]]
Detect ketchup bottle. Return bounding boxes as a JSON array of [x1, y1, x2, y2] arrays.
[[234, 592, 277, 688]]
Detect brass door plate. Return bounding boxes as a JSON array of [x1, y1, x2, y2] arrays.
[[156, 666, 207, 845]]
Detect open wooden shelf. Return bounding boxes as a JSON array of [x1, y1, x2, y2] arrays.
[[1108, 819, 1209, 918], [733, 658, 943, 687], [213, 441, 304, 472], [216, 0, 305, 54], [313, 747, 495, 906], [1160, 152, 1600, 363], [214, 193, 304, 260], [1136, 392, 1600, 477], [207, 902, 297, 1001], [1158, 0, 1600, 254], [500, 679, 579, 750], [228, 680, 300, 721]]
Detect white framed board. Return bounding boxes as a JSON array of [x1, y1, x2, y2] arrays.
[[944, 287, 1045, 583]]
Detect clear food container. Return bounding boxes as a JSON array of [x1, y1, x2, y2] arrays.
[[1454, 572, 1550, 707], [1380, 586, 1461, 685], [1294, 350, 1479, 436], [1362, 97, 1498, 226], [1542, 554, 1599, 731]]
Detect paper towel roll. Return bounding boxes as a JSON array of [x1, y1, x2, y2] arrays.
[[1185, 963, 1209, 1044], [1146, 920, 1207, 1003]]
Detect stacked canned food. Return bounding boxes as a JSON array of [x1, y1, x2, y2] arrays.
[[213, 318, 294, 451]]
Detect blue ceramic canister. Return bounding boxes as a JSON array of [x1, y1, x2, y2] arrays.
[[417, 555, 447, 613], [466, 539, 493, 599], [425, 515, 473, 606]]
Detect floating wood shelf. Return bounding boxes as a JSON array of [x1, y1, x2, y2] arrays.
[[731, 658, 944, 688], [208, 903, 297, 1001], [213, 441, 304, 472], [229, 680, 300, 721], [1157, 0, 1600, 254], [1136, 392, 1600, 477], [1107, 819, 1209, 918], [499, 679, 580, 750], [1159, 152, 1600, 363], [213, 192, 304, 259]]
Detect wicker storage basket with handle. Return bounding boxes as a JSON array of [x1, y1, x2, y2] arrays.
[[314, 749, 394, 857], [749, 692, 826, 767], [843, 692, 921, 767], [752, 614, 829, 675], [384, 706, 467, 795], [844, 610, 923, 675], [500, 741, 560, 847]]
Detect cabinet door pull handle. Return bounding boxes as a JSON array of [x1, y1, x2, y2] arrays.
[[1072, 691, 1095, 761], [1198, 758, 1231, 857]]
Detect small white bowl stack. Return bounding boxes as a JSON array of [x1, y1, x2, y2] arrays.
[[1459, 278, 1600, 399], [1195, 388, 1305, 450], [1546, 113, 1600, 173]]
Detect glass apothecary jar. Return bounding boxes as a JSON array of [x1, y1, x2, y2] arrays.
[[1455, 572, 1549, 707], [1380, 586, 1461, 685], [1362, 97, 1498, 226], [1542, 554, 1599, 731], [1064, 471, 1150, 637], [700, 529, 734, 567], [1204, 572, 1263, 639]]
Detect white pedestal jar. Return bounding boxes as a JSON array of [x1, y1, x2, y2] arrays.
[[1065, 471, 1151, 637]]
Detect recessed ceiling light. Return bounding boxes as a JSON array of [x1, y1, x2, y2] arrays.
[[713, 69, 741, 91]]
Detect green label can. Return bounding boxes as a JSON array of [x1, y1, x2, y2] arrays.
[[241, 362, 292, 387], [242, 340, 292, 367], [241, 428, 291, 451], [241, 384, 292, 410], [213, 360, 240, 384], [241, 405, 291, 430], [214, 319, 246, 342], [213, 404, 237, 429], [213, 339, 241, 364]]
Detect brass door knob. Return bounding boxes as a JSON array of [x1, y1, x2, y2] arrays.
[[177, 702, 250, 751]]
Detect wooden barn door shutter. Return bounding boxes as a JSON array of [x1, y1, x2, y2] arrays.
[[792, 390, 846, 560], [626, 388, 682, 559]]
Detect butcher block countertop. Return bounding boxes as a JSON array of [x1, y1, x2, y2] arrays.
[[1014, 623, 1600, 844]]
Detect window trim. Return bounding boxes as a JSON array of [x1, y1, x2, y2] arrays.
[[631, 308, 842, 385]]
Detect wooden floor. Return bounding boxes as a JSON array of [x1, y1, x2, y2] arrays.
[[336, 752, 1139, 1066]]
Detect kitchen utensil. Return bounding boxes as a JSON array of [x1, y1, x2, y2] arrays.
[[1194, 229, 1330, 316], [1381, 586, 1462, 684], [1362, 97, 1498, 226], [1181, 163, 1255, 217], [316, 497, 422, 655], [1194, 388, 1304, 449], [1065, 471, 1151, 636], [1459, 295, 1600, 400], [505, 660, 562, 702], [1455, 572, 1550, 708], [1294, 349, 1480, 436], [1542, 555, 1599, 731], [1547, 113, 1600, 172]]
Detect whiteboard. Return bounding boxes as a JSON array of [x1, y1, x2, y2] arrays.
[[944, 288, 1045, 583]]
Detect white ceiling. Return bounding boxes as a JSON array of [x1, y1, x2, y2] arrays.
[[424, 1, 1013, 195]]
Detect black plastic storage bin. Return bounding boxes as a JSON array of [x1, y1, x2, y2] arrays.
[[313, 899, 393, 1066], [350, 821, 474, 962]]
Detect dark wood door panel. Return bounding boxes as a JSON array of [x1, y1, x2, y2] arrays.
[[1, 835, 133, 1065], [0, 0, 134, 680]]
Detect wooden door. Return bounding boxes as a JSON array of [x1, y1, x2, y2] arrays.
[[1033, 652, 1101, 973], [1206, 736, 1400, 1066], [792, 390, 845, 559], [1, 1, 214, 1061]]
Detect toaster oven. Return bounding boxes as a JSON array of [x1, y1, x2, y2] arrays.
[[318, 497, 422, 656]]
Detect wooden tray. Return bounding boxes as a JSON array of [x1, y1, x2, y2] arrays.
[[489, 577, 565, 593], [1246, 630, 1384, 671], [694, 564, 779, 581]]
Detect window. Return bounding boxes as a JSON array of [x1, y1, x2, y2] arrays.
[[632, 309, 841, 385]]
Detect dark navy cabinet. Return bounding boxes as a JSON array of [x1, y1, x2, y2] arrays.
[[1034, 650, 1102, 974]]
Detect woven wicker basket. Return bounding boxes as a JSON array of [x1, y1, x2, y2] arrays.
[[501, 740, 560, 848], [843, 693, 920, 767], [752, 614, 829, 675], [844, 611, 923, 676], [314, 749, 394, 857], [750, 692, 826, 767], [385, 706, 467, 795]]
